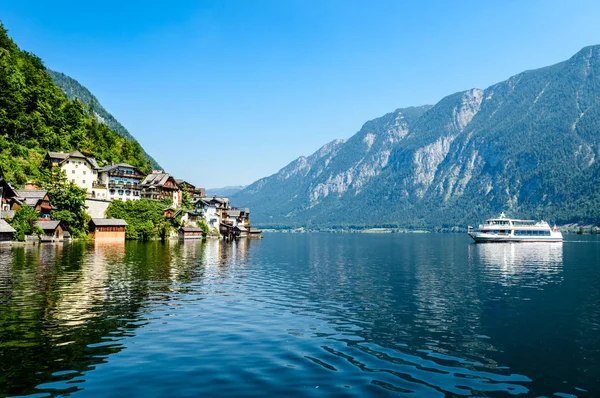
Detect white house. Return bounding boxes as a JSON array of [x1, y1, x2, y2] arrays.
[[46, 151, 99, 193], [97, 163, 145, 202], [194, 198, 220, 230]]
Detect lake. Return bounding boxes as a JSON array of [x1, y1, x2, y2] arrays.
[[1, 233, 599, 397]]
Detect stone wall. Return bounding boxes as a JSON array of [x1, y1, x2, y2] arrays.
[[85, 199, 110, 219]]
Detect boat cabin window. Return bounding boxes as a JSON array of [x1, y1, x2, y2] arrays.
[[514, 230, 551, 236], [486, 220, 510, 226]]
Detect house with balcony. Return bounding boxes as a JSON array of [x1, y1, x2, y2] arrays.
[[96, 163, 145, 201], [193, 198, 220, 231], [140, 172, 181, 207], [46, 151, 99, 193], [175, 179, 206, 201]]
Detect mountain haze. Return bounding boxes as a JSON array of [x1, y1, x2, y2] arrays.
[[232, 45, 600, 228], [48, 70, 162, 170]]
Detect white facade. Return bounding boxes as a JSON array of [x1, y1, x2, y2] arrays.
[[97, 164, 144, 202], [195, 201, 220, 230], [52, 155, 96, 192]]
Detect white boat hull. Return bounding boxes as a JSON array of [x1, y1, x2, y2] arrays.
[[468, 232, 563, 243]]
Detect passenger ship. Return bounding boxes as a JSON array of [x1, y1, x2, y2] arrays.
[[468, 213, 563, 242]]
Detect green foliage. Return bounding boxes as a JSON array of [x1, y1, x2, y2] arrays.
[[196, 220, 209, 235], [9, 206, 42, 241], [47, 70, 162, 170], [0, 23, 152, 186], [105, 199, 178, 241], [180, 184, 192, 210], [40, 170, 89, 238]]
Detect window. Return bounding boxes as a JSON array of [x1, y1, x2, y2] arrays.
[[83, 171, 86, 175], [72, 170, 75, 174], [82, 180, 86, 184], [72, 179, 75, 183]]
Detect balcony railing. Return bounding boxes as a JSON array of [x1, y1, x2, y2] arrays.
[[108, 171, 145, 179], [108, 183, 141, 189]]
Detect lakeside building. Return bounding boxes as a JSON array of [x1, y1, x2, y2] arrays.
[[96, 163, 145, 201], [0, 219, 16, 241], [46, 151, 99, 192], [88, 218, 127, 241], [194, 198, 220, 231], [35, 220, 65, 242], [140, 172, 182, 207], [179, 227, 204, 239]]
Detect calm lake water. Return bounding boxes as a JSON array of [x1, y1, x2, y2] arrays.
[[1, 233, 599, 397]]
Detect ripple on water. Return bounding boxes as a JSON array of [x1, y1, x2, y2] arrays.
[[1, 236, 597, 397]]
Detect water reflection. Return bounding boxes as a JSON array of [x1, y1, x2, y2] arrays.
[[1, 236, 597, 397], [0, 239, 257, 397], [469, 242, 564, 286]]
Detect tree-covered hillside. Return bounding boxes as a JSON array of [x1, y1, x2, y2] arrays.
[[233, 45, 600, 228], [48, 70, 162, 170], [0, 23, 152, 185]]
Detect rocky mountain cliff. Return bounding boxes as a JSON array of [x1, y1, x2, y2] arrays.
[[232, 45, 600, 228], [48, 70, 162, 170]]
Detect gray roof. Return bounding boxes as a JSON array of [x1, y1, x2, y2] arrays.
[[15, 190, 48, 198], [90, 218, 128, 226], [15, 190, 48, 206], [0, 219, 16, 233], [235, 225, 247, 232], [1, 210, 16, 220], [227, 210, 241, 218], [180, 227, 204, 232], [141, 173, 176, 188], [35, 220, 61, 231], [47, 150, 99, 169], [97, 163, 137, 173]]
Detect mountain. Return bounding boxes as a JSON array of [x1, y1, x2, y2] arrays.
[[48, 70, 162, 170], [206, 186, 246, 197], [0, 23, 152, 185], [232, 45, 600, 229]]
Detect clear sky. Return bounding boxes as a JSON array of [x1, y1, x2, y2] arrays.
[[1, 1, 600, 188]]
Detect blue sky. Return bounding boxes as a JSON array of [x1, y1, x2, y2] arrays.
[[1, 1, 600, 188]]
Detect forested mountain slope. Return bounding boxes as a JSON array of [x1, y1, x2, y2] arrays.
[[233, 45, 600, 228], [48, 70, 162, 170], [0, 23, 152, 185]]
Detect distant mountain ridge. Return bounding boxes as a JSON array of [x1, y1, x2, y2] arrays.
[[48, 70, 162, 170], [232, 45, 600, 228], [206, 186, 246, 198]]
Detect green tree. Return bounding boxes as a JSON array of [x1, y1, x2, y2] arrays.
[[10, 206, 43, 241], [41, 170, 89, 238], [180, 183, 192, 210]]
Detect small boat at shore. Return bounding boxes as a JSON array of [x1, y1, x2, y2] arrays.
[[468, 213, 563, 243]]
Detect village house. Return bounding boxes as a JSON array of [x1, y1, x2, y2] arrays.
[[0, 176, 19, 215], [140, 172, 181, 207], [12, 190, 52, 218], [46, 151, 99, 193], [88, 218, 128, 241], [35, 220, 65, 242], [0, 219, 16, 242], [175, 179, 206, 202], [178, 226, 204, 239], [194, 198, 220, 231], [96, 163, 145, 201]]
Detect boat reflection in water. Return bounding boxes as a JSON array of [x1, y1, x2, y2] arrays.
[[468, 242, 564, 287]]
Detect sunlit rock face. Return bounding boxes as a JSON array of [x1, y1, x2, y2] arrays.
[[233, 45, 600, 227]]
